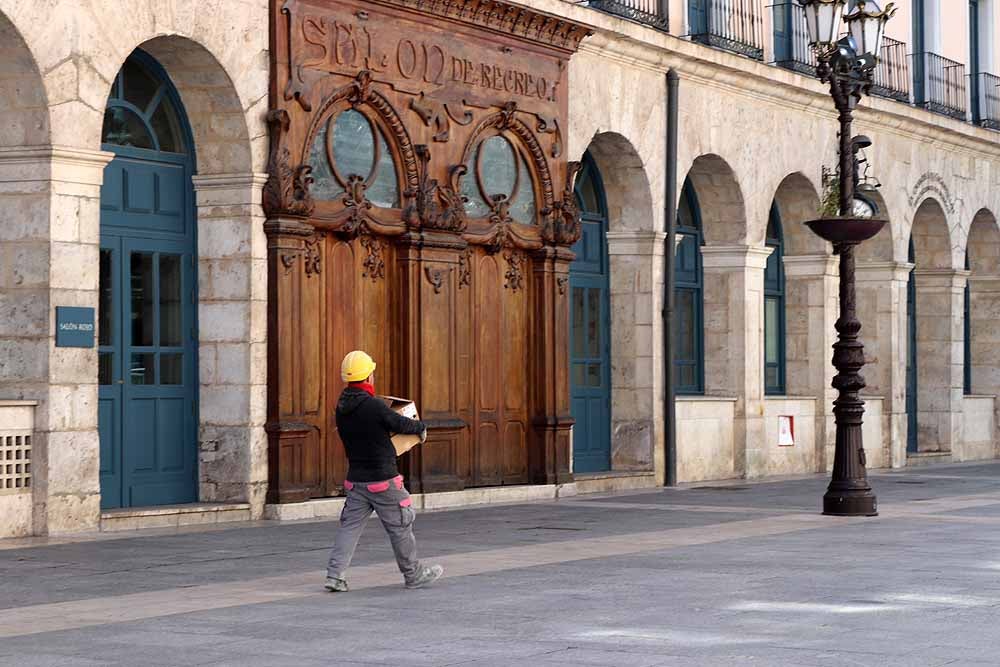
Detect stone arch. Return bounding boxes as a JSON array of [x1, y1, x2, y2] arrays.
[[966, 208, 1000, 274], [768, 173, 827, 402], [96, 38, 265, 513], [683, 154, 747, 245], [585, 132, 655, 233], [578, 131, 657, 475], [856, 188, 894, 262], [771, 172, 825, 256], [0, 10, 52, 538], [0, 11, 48, 147], [910, 197, 954, 270], [907, 196, 963, 455], [966, 209, 1000, 405], [128, 36, 253, 176]]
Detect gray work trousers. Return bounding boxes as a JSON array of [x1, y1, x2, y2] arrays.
[[326, 475, 420, 583]]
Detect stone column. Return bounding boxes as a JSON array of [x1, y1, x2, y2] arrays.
[[192, 173, 269, 517], [856, 261, 912, 468], [700, 245, 772, 478], [968, 274, 1000, 453], [912, 268, 969, 454], [607, 230, 664, 478], [0, 146, 113, 535], [783, 254, 838, 472]]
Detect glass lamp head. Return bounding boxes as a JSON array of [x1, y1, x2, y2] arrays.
[[798, 0, 847, 48], [844, 0, 896, 62]]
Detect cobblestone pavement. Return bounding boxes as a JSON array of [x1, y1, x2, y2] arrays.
[[3, 463, 1000, 666]]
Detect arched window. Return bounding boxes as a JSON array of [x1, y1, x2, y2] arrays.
[[964, 248, 971, 395], [460, 134, 537, 224], [764, 203, 786, 395], [308, 107, 399, 208], [675, 179, 704, 395], [102, 55, 188, 154]]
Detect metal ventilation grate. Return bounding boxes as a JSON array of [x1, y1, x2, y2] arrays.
[[0, 433, 31, 492]]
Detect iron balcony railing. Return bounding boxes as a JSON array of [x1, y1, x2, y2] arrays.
[[689, 0, 765, 61], [588, 0, 669, 32], [772, 1, 816, 75], [972, 72, 1000, 129], [871, 36, 910, 103], [914, 52, 967, 120]]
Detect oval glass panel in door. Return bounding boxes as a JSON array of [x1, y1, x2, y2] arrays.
[[508, 150, 536, 224], [309, 109, 399, 207], [463, 135, 535, 222]]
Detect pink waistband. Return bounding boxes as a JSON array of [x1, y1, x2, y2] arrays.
[[344, 475, 404, 493]]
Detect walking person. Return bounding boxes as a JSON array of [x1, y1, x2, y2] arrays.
[[325, 350, 444, 592]]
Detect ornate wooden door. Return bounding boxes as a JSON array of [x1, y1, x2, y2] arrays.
[[264, 0, 590, 502]]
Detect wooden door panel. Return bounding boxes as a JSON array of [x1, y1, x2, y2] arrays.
[[420, 263, 455, 416], [503, 421, 527, 483], [477, 423, 502, 486]]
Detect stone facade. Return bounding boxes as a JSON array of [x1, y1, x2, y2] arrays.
[[0, 0, 268, 537], [545, 0, 1000, 485], [0, 0, 998, 537]]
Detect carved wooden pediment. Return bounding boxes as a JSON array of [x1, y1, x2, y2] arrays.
[[268, 0, 589, 249]]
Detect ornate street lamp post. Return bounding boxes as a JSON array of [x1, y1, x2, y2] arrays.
[[798, 0, 895, 516]]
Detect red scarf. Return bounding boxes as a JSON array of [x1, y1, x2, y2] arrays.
[[349, 381, 376, 397]]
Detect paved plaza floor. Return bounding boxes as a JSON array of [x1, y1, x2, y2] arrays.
[[3, 463, 1000, 666]]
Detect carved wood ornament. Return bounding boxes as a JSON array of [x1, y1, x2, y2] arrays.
[[265, 0, 590, 503]]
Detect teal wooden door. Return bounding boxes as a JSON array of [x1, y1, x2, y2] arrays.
[[98, 52, 198, 509], [569, 154, 611, 473]]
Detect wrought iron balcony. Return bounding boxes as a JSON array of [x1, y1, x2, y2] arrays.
[[914, 52, 967, 120], [689, 0, 765, 61], [972, 72, 1000, 130], [871, 36, 910, 103], [587, 0, 669, 32], [771, 1, 816, 75]]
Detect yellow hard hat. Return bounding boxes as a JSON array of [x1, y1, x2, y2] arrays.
[[341, 350, 376, 383]]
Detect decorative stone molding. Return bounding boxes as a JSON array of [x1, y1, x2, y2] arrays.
[[379, 0, 593, 52], [0, 146, 115, 185], [912, 268, 970, 291], [855, 261, 914, 283], [782, 254, 839, 277], [700, 245, 774, 270], [606, 230, 667, 256], [192, 173, 270, 207]]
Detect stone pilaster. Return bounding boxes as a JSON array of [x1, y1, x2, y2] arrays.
[[912, 268, 968, 454], [856, 261, 912, 469], [968, 274, 1000, 454], [192, 173, 269, 518], [783, 254, 838, 472], [0, 146, 114, 535], [607, 230, 664, 480], [700, 245, 773, 478]]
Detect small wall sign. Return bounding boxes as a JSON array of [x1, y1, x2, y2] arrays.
[[55, 307, 96, 348], [778, 416, 795, 447]]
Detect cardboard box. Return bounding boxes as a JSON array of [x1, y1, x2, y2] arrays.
[[379, 395, 422, 456]]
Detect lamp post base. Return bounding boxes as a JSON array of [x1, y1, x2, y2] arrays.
[[823, 487, 878, 516]]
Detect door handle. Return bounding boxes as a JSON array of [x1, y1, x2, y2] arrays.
[[117, 379, 125, 385]]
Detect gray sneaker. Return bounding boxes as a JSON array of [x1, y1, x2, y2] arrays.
[[324, 577, 349, 592], [405, 564, 444, 590]]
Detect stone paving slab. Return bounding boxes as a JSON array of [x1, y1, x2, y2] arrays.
[[3, 463, 1000, 666]]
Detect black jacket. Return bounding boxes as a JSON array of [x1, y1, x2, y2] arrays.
[[336, 387, 426, 483]]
